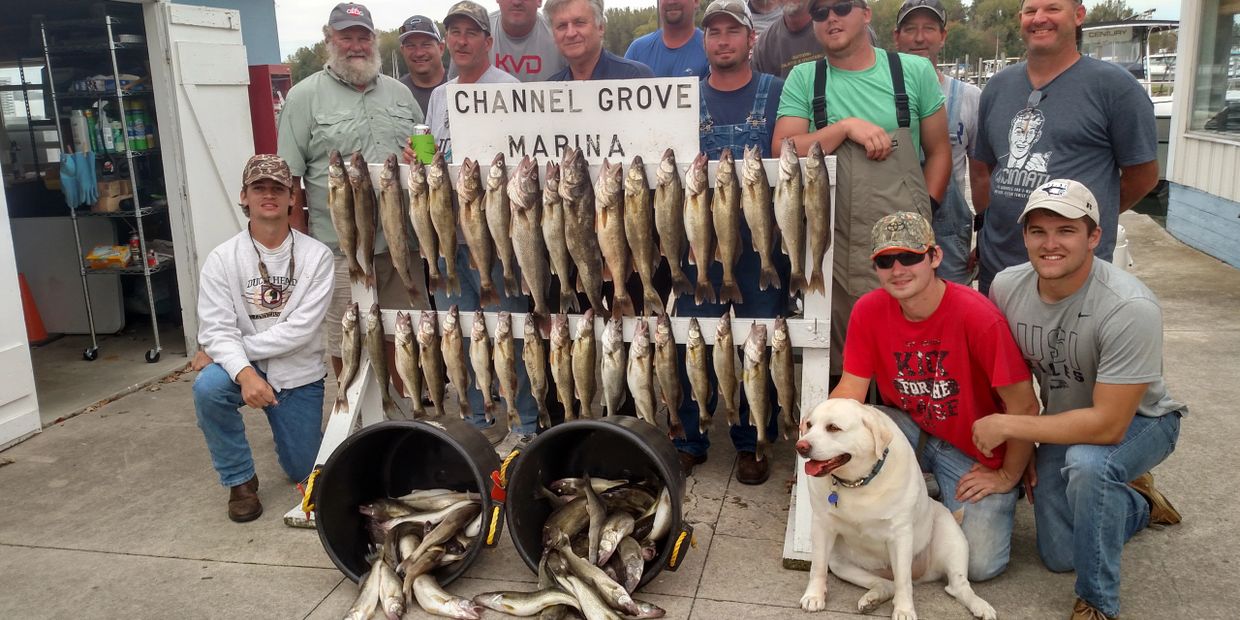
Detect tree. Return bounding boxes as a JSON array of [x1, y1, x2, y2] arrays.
[[286, 28, 405, 84], [604, 7, 658, 56], [970, 0, 1025, 58], [1084, 0, 1139, 24]]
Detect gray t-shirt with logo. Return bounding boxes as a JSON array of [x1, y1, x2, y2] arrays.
[[974, 56, 1157, 276], [990, 259, 1184, 419], [449, 13, 566, 82], [751, 17, 827, 79]]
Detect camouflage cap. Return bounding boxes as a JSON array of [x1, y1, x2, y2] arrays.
[[241, 154, 293, 189], [870, 211, 936, 258], [702, 0, 755, 30], [444, 0, 491, 34]]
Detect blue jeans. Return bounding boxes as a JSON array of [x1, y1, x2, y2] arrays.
[[933, 181, 972, 285], [1033, 412, 1181, 618], [193, 363, 324, 487], [435, 245, 539, 435], [880, 405, 1017, 581]]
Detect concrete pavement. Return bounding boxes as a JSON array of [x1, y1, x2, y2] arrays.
[[0, 213, 1235, 619]]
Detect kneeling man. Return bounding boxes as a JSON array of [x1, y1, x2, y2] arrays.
[[192, 154, 335, 522], [831, 211, 1038, 580]]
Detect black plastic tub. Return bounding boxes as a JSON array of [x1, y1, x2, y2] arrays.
[[504, 416, 692, 589], [314, 419, 503, 584]]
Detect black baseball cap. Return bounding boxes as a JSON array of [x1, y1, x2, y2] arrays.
[[399, 15, 443, 44], [896, 0, 946, 27]]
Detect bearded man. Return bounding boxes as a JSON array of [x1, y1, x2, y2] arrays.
[[277, 2, 428, 385]]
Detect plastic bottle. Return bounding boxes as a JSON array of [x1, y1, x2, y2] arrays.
[[69, 109, 88, 153], [98, 107, 114, 151], [84, 110, 97, 152], [128, 100, 148, 151], [111, 120, 126, 152]]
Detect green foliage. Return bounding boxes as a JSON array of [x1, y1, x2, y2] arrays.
[[1084, 0, 1137, 24], [604, 7, 659, 55], [285, 28, 404, 84]]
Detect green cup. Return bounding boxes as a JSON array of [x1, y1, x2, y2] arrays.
[[410, 133, 435, 165]]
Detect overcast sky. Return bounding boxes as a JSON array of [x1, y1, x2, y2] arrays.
[[274, 0, 1181, 59]]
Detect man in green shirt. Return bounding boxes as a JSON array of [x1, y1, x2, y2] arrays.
[[277, 2, 426, 379], [771, 0, 949, 378]]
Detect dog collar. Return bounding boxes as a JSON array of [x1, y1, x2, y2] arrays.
[[831, 448, 891, 489]]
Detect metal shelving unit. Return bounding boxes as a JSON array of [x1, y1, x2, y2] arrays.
[[41, 15, 166, 363]]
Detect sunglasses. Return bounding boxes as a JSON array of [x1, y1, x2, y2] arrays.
[[873, 250, 930, 269], [810, 1, 859, 21]]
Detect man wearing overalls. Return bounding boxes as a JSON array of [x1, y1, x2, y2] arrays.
[[892, 0, 984, 285], [771, 0, 950, 378], [674, 0, 791, 485]]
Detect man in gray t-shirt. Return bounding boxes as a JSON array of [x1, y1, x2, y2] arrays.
[[449, 1, 567, 82], [974, 179, 1183, 620], [750, 0, 825, 79], [397, 15, 447, 114]]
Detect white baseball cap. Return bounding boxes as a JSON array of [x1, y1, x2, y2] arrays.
[[1019, 179, 1100, 226]]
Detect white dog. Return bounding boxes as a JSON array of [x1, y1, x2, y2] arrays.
[[794, 398, 997, 620]]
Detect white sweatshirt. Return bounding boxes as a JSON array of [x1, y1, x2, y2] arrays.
[[197, 228, 335, 391]]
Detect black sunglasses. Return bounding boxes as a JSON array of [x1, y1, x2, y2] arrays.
[[873, 250, 930, 269], [810, 1, 859, 21]]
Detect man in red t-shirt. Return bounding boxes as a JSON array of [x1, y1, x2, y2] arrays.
[[829, 211, 1039, 581]]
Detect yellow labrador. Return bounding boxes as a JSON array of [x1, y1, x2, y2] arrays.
[[794, 399, 996, 620]]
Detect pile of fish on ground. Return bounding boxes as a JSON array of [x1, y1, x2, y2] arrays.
[[335, 301, 798, 459], [325, 140, 831, 319], [472, 475, 671, 619], [346, 488, 485, 619]]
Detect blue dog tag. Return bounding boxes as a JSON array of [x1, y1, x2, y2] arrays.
[[828, 492, 838, 506]]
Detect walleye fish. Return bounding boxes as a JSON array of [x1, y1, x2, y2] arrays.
[[653, 313, 684, 438], [469, 310, 496, 423], [595, 158, 634, 317], [546, 554, 621, 620], [379, 153, 419, 304], [623, 155, 663, 314], [616, 536, 645, 594], [600, 317, 627, 417], [542, 161, 579, 313], [338, 301, 363, 400], [653, 148, 691, 296], [409, 501, 481, 560], [555, 543, 639, 616], [538, 553, 572, 620], [544, 496, 589, 548], [441, 306, 472, 419], [683, 152, 715, 305], [524, 314, 552, 429], [741, 144, 780, 290], [685, 317, 713, 434], [375, 557, 404, 620], [412, 574, 483, 620], [560, 147, 606, 313], [509, 156, 551, 314], [418, 310, 447, 418], [344, 560, 383, 620], [712, 148, 744, 304], [473, 589, 581, 617], [407, 159, 442, 291], [597, 511, 636, 566], [395, 489, 482, 511], [643, 487, 672, 545], [348, 151, 377, 288], [394, 311, 425, 418], [571, 309, 598, 418], [626, 319, 657, 427], [804, 141, 833, 296], [487, 152, 520, 298], [494, 311, 521, 432], [458, 157, 499, 307], [583, 473, 606, 565], [366, 303, 401, 420], [428, 150, 461, 295], [549, 313, 576, 420], [400, 546, 444, 605], [772, 317, 798, 440], [379, 499, 476, 531], [327, 149, 363, 284], [775, 138, 808, 295], [743, 323, 772, 460], [712, 311, 741, 428]]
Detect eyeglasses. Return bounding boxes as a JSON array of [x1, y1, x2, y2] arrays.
[[1020, 89, 1044, 134], [810, 1, 859, 21], [873, 250, 930, 269]]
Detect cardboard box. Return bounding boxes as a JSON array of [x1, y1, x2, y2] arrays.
[[85, 245, 131, 269], [91, 179, 132, 213]]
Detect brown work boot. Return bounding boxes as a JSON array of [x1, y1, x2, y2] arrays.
[[228, 474, 262, 523], [735, 451, 770, 485], [1128, 472, 1182, 526], [678, 451, 706, 476], [1070, 597, 1117, 620]]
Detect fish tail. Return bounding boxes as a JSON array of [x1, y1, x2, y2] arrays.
[[480, 284, 499, 308], [507, 407, 521, 433], [643, 289, 665, 316], [614, 291, 636, 318], [537, 404, 551, 429], [760, 265, 781, 291], [503, 271, 519, 299], [756, 439, 769, 462], [809, 268, 826, 296], [694, 279, 716, 305], [780, 408, 795, 440], [482, 400, 495, 424], [790, 272, 810, 297], [670, 269, 693, 296], [725, 403, 740, 428], [331, 395, 349, 416], [347, 263, 366, 285], [698, 409, 713, 434], [560, 290, 580, 314], [718, 281, 743, 305]]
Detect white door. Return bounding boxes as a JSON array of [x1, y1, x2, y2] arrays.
[[144, 2, 255, 353], [0, 184, 42, 450]]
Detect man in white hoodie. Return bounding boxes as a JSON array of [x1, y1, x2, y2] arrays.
[[192, 154, 335, 522]]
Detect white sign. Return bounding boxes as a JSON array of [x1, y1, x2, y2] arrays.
[[1083, 26, 1134, 46], [447, 78, 700, 165]]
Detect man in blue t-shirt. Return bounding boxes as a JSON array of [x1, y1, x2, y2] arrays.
[[625, 0, 710, 78], [674, 0, 790, 485], [972, 0, 1158, 295]]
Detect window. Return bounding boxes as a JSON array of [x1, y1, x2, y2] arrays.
[[1189, 0, 1240, 136]]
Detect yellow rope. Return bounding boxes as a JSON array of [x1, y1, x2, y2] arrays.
[[300, 467, 321, 514], [486, 506, 502, 545]]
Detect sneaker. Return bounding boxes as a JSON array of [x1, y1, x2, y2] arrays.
[[735, 451, 770, 485], [228, 474, 262, 523], [1128, 471, 1182, 526], [482, 422, 509, 446], [1070, 597, 1116, 620], [678, 451, 707, 476]]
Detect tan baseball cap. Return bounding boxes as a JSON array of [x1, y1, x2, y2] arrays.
[[1019, 179, 1100, 226], [870, 211, 936, 258], [241, 154, 293, 188], [703, 0, 755, 30]]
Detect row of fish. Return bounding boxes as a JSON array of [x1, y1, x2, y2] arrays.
[[346, 488, 484, 619], [339, 300, 798, 460], [471, 475, 672, 619], [325, 143, 832, 318]]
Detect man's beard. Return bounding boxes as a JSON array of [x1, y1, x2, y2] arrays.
[[327, 43, 381, 85]]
